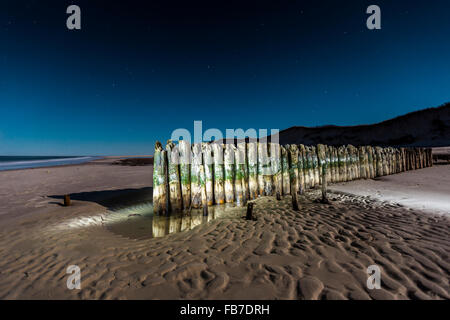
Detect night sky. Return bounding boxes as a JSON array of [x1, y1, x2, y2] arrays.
[[1, 0, 449, 155]]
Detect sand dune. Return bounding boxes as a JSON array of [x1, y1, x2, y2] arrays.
[[275, 103, 450, 147], [0, 160, 448, 300]]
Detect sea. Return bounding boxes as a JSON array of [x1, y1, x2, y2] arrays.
[[0, 156, 100, 171]]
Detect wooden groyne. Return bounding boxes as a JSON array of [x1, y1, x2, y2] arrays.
[[153, 141, 432, 215]]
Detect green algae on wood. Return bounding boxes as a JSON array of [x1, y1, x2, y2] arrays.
[[178, 140, 191, 209], [299, 145, 309, 189], [202, 143, 214, 206], [281, 145, 290, 195], [270, 143, 282, 197], [235, 144, 246, 206], [166, 140, 182, 212], [247, 142, 259, 199], [237, 142, 249, 202], [190, 143, 203, 209], [224, 143, 235, 203], [258, 141, 273, 196], [296, 145, 305, 193], [212, 143, 225, 204], [153, 141, 167, 215]]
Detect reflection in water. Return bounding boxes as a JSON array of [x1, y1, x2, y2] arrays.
[[104, 202, 245, 240]]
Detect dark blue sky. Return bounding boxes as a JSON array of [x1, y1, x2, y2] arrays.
[[1, 0, 449, 155]]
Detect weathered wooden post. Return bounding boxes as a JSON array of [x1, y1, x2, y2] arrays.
[[238, 142, 250, 201], [374, 146, 383, 177], [410, 148, 415, 171], [359, 146, 366, 179], [247, 142, 259, 199], [427, 148, 433, 167], [200, 152, 208, 216], [307, 146, 315, 187], [350, 145, 359, 180], [288, 145, 300, 211], [166, 140, 182, 212], [64, 194, 71, 207], [363, 146, 370, 179], [202, 143, 214, 206], [235, 144, 245, 206], [368, 146, 375, 178], [351, 145, 358, 180], [393, 148, 398, 173], [297, 145, 305, 192], [405, 148, 409, 171], [212, 143, 225, 204], [337, 146, 345, 182], [224, 143, 235, 203], [406, 148, 411, 171], [317, 144, 329, 203], [316, 145, 323, 186], [179, 140, 191, 209], [372, 146, 377, 177], [281, 145, 291, 195], [345, 146, 352, 181], [390, 147, 394, 174], [423, 148, 428, 168], [258, 141, 273, 196], [332, 147, 339, 182], [404, 148, 408, 171], [299, 145, 309, 188], [328, 146, 336, 183], [190, 143, 203, 209], [417, 148, 422, 169], [325, 145, 332, 183], [270, 143, 282, 198], [383, 148, 389, 175], [420, 148, 425, 169], [164, 150, 170, 215], [421, 148, 425, 168], [153, 141, 167, 215], [347, 145, 353, 181], [312, 146, 320, 187], [399, 148, 404, 172], [414, 148, 419, 170], [246, 202, 254, 220]]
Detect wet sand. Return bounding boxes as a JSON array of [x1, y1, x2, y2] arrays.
[[0, 160, 448, 299]]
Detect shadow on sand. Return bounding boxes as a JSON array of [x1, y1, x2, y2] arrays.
[[48, 187, 153, 210]]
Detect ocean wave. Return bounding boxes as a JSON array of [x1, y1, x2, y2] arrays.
[[0, 156, 99, 171]]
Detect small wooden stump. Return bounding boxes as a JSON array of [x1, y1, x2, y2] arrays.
[[287, 149, 300, 211], [276, 191, 281, 201], [64, 195, 71, 207], [246, 202, 254, 220], [291, 192, 299, 211], [321, 165, 330, 204]]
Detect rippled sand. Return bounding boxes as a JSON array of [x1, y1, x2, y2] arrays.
[[0, 161, 449, 299]]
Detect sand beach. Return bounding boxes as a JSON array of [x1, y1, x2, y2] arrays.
[[0, 158, 448, 300]]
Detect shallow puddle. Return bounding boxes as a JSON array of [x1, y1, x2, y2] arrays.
[[104, 202, 246, 239]]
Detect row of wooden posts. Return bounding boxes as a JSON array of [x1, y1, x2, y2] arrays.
[[153, 140, 432, 215]]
